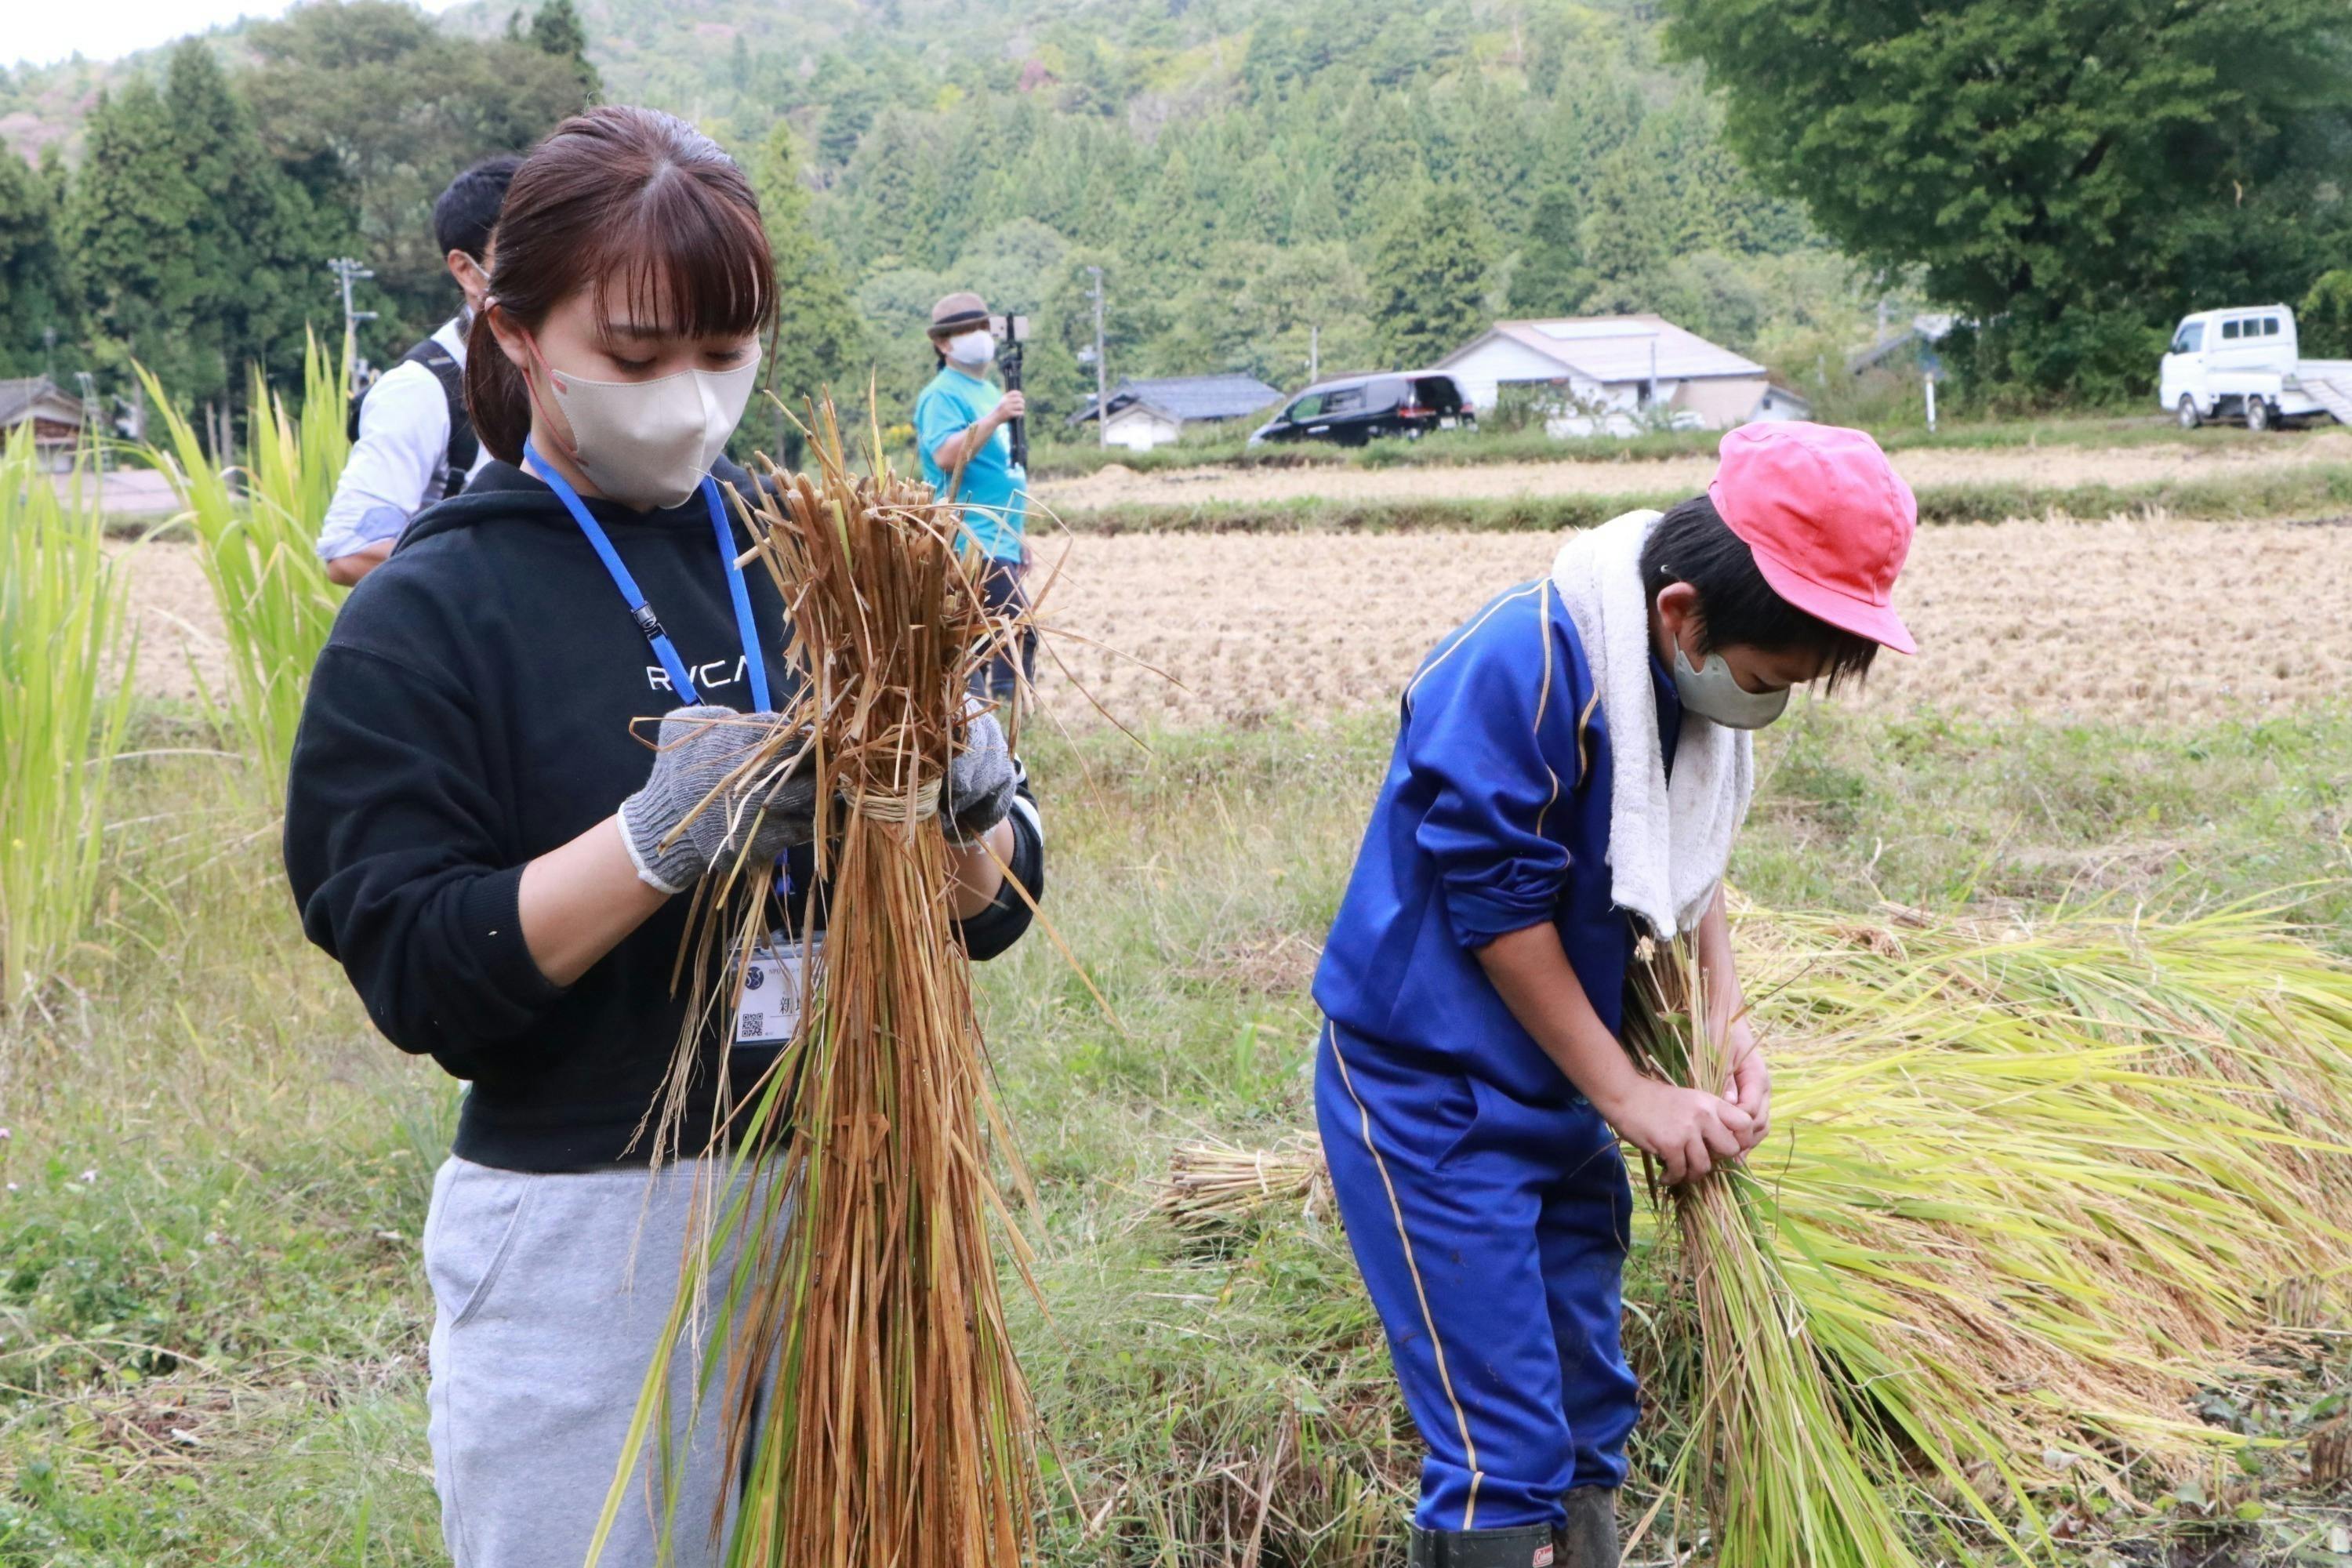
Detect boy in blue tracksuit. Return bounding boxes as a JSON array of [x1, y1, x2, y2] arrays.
[[1313, 423, 1920, 1568]]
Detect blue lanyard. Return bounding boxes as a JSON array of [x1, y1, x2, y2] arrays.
[[524, 440, 771, 713]]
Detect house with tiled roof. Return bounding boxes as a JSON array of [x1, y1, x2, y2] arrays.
[[0, 376, 84, 471], [1435, 315, 1800, 433], [1068, 374, 1284, 451]]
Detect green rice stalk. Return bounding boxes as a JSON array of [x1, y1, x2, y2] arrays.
[[1748, 902, 2352, 1513], [0, 431, 138, 1007], [140, 334, 348, 798], [1623, 936, 1930, 1568]]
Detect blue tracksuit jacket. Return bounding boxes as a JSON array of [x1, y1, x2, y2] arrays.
[[1312, 576, 1678, 1533]]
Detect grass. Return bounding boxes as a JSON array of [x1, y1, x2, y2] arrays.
[[0, 434, 137, 1010], [138, 339, 349, 806], [1025, 412, 2314, 481], [1047, 463, 2352, 535], [2, 700, 2347, 1564]]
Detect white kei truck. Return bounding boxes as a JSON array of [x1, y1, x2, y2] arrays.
[[2159, 304, 2352, 431]]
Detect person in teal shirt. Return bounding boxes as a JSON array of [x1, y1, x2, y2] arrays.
[[915, 291, 1033, 703]]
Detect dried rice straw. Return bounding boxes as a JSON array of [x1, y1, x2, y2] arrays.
[[588, 396, 1040, 1568]]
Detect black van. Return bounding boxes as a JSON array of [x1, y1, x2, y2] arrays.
[[1247, 371, 1476, 447]]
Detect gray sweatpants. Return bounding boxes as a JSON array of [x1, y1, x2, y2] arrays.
[[423, 1155, 772, 1568]]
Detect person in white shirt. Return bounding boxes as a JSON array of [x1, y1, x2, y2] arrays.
[[319, 156, 520, 586]]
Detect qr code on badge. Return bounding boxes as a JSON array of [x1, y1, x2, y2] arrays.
[[738, 1012, 764, 1039]]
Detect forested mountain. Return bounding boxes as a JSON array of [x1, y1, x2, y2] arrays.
[[453, 0, 1859, 419], [1, 0, 1884, 429]]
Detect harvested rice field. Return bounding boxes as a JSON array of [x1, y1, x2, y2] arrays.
[[1024, 516, 2352, 731], [30, 426, 2352, 1568], [1034, 431, 2352, 510], [126, 516, 2352, 729]]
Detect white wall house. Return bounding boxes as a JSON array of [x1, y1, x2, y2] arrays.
[[1069, 374, 1283, 452], [1100, 401, 1183, 450], [1435, 316, 1784, 434]]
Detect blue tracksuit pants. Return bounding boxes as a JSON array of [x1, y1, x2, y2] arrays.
[[1316, 1019, 1639, 1532]]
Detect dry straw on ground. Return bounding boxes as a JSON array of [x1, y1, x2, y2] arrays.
[[1029, 517, 2352, 731], [124, 499, 2352, 731]]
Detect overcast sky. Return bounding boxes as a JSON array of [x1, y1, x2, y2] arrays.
[[9, 0, 469, 71]]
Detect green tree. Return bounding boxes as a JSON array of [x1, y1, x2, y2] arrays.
[[1663, 0, 2352, 398], [1505, 182, 1588, 318], [0, 149, 72, 376], [65, 81, 208, 401], [1367, 185, 1494, 368], [2303, 270, 2352, 360], [162, 42, 331, 411], [242, 0, 588, 349], [1575, 145, 1679, 312], [528, 0, 601, 103], [747, 122, 870, 456]]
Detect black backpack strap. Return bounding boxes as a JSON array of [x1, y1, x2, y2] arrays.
[[347, 335, 480, 497], [408, 341, 480, 498]]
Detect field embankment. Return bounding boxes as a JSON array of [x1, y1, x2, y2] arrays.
[[1034, 430, 2352, 510]]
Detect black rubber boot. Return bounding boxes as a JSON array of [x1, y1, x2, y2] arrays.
[[1553, 1486, 1618, 1568], [1407, 1520, 1559, 1568]]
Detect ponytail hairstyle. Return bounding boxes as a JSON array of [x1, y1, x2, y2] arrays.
[[464, 106, 777, 466]]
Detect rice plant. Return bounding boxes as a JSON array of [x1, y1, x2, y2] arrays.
[[1621, 937, 1928, 1568], [0, 432, 138, 1008], [594, 399, 1037, 1568], [139, 335, 348, 797], [1158, 902, 2352, 1560]]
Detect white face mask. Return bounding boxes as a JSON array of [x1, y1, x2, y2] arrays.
[[1670, 643, 1791, 731], [944, 329, 995, 368], [539, 346, 760, 510]]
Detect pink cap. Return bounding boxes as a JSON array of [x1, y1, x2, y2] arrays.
[[1706, 422, 1917, 655]]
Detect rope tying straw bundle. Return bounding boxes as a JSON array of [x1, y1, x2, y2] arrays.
[[843, 776, 943, 825]]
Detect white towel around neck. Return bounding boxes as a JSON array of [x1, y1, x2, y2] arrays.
[[1548, 510, 1753, 939]]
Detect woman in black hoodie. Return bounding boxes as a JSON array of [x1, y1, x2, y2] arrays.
[[282, 107, 1043, 1568]]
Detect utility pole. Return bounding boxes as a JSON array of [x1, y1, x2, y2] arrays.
[[1087, 264, 1107, 450], [328, 257, 377, 396], [74, 370, 103, 479], [1308, 323, 1319, 385]]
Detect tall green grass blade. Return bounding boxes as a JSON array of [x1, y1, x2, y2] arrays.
[[0, 431, 138, 1007], [139, 334, 349, 803]]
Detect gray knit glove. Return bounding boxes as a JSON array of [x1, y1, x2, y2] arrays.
[[618, 706, 819, 895], [944, 707, 1016, 845]]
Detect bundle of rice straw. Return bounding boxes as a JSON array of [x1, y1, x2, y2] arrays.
[[1158, 902, 2352, 1561], [593, 400, 1038, 1568], [1620, 935, 1926, 1568], [1152, 1131, 1330, 1231]]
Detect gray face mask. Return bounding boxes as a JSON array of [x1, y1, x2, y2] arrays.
[[1671, 644, 1791, 730]]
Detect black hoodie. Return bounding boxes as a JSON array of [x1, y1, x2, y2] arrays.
[[282, 459, 1044, 1171]]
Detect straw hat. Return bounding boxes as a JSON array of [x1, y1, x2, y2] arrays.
[[927, 292, 990, 339]]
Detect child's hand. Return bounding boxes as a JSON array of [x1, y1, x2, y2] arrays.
[[1722, 1018, 1771, 1151], [1597, 1077, 1753, 1185]]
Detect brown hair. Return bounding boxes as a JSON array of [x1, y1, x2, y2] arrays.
[[463, 106, 776, 466]]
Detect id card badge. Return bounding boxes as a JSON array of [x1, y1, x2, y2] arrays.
[[736, 932, 821, 1046]]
